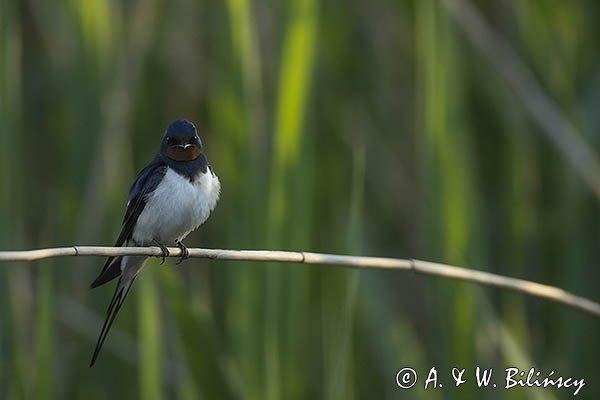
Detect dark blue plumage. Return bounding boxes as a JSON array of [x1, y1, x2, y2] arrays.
[[165, 119, 197, 137]]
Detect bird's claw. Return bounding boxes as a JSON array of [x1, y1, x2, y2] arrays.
[[175, 240, 189, 265], [152, 240, 170, 264]]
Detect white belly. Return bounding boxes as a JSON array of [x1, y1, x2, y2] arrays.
[[132, 168, 220, 245]]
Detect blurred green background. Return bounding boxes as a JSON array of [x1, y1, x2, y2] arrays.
[[1, 0, 599, 398]]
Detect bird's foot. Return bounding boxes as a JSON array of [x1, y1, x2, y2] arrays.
[[175, 240, 189, 265], [152, 239, 170, 264]]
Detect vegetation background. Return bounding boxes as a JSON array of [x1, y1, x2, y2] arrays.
[[1, 0, 599, 398]]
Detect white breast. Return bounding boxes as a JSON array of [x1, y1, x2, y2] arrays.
[[132, 168, 220, 245]]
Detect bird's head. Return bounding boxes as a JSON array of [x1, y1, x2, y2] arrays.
[[161, 119, 203, 162]]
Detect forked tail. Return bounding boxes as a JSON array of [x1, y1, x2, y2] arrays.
[[89, 276, 137, 367]]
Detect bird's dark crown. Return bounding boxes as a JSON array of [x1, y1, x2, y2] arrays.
[[165, 119, 197, 138]]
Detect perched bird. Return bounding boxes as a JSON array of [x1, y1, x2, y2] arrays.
[[89, 119, 220, 367]]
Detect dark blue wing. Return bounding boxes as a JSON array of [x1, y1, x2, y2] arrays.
[[90, 157, 167, 288], [116, 159, 168, 247]]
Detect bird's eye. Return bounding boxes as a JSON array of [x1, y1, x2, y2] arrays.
[[166, 136, 176, 145]]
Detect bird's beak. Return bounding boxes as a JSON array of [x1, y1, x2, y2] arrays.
[[165, 142, 201, 161], [174, 144, 195, 150]]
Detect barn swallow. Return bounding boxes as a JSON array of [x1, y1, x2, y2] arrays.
[[89, 119, 220, 367]]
